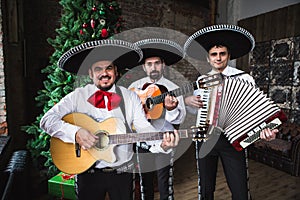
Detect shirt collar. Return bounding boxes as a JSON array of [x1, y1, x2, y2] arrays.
[[209, 65, 230, 76], [92, 84, 116, 93], [145, 76, 165, 84]]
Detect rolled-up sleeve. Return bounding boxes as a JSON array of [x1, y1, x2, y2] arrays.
[[40, 93, 80, 143]]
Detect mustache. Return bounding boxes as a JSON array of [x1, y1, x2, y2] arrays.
[[150, 70, 159, 74], [98, 75, 111, 80]]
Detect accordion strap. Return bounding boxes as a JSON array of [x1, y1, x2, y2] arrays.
[[225, 72, 247, 78]]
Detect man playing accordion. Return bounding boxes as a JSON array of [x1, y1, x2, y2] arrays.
[[184, 24, 279, 200]]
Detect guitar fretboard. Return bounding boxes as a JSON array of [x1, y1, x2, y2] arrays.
[[108, 128, 206, 145], [151, 82, 197, 105]]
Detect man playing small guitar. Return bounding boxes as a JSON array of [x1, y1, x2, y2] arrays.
[[128, 38, 186, 200]]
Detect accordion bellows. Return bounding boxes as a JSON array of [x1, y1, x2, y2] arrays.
[[197, 77, 284, 150]]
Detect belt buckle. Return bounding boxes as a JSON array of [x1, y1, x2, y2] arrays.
[[102, 167, 115, 173]]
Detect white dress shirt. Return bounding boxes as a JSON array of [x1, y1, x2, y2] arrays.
[[186, 65, 256, 115]]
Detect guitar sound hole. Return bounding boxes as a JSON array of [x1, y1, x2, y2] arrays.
[[94, 132, 109, 150], [145, 98, 154, 110]]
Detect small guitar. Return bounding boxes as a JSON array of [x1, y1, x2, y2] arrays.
[[131, 73, 223, 119], [50, 113, 207, 174]]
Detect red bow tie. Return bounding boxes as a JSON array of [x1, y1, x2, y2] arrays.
[[87, 90, 121, 111]]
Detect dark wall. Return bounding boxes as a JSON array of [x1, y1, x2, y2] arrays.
[[237, 3, 300, 124], [237, 3, 300, 70], [2, 0, 61, 149]]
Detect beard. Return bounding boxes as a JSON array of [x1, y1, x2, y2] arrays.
[[98, 84, 113, 91], [149, 71, 161, 81], [97, 75, 114, 91]]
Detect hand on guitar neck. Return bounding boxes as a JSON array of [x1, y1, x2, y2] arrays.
[[160, 131, 179, 151]]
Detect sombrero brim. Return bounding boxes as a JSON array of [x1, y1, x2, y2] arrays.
[[184, 24, 255, 60], [57, 39, 143, 75], [134, 38, 184, 66]]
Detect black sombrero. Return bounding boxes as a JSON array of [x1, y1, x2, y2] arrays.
[[57, 39, 143, 75], [184, 24, 255, 60], [134, 38, 184, 66]]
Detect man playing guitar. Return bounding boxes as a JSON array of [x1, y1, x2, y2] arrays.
[[128, 38, 186, 200]]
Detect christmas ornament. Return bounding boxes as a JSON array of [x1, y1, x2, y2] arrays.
[[90, 19, 96, 29], [99, 19, 106, 26], [92, 5, 97, 11], [82, 23, 88, 28], [101, 29, 108, 38]]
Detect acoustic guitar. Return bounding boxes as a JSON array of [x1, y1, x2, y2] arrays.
[[50, 112, 207, 174], [131, 73, 223, 119]]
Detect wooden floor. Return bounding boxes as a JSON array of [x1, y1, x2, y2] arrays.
[[34, 142, 299, 200], [153, 144, 300, 200]]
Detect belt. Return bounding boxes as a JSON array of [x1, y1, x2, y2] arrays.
[[88, 161, 134, 174]]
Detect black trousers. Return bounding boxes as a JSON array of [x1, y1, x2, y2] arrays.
[[76, 169, 133, 200], [137, 147, 173, 200], [197, 133, 249, 200]]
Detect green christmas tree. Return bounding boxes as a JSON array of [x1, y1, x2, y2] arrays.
[[22, 0, 124, 176]]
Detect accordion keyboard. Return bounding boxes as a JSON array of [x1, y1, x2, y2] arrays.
[[196, 88, 211, 127]]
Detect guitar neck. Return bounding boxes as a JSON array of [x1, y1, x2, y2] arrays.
[[108, 127, 206, 145], [151, 82, 198, 105], [150, 73, 223, 105]]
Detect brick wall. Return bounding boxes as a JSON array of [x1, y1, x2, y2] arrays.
[[117, 0, 211, 86], [250, 36, 300, 124], [118, 0, 210, 34], [0, 0, 7, 136]]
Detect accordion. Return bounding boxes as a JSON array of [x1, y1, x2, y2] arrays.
[[196, 76, 287, 151]]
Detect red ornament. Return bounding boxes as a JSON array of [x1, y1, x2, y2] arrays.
[[82, 23, 88, 28], [109, 5, 114, 10], [101, 29, 108, 38], [80, 29, 84, 35], [92, 5, 97, 11], [90, 19, 96, 29]]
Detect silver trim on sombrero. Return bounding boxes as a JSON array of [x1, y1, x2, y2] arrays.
[[134, 38, 184, 55], [183, 24, 255, 55], [57, 39, 143, 69]]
